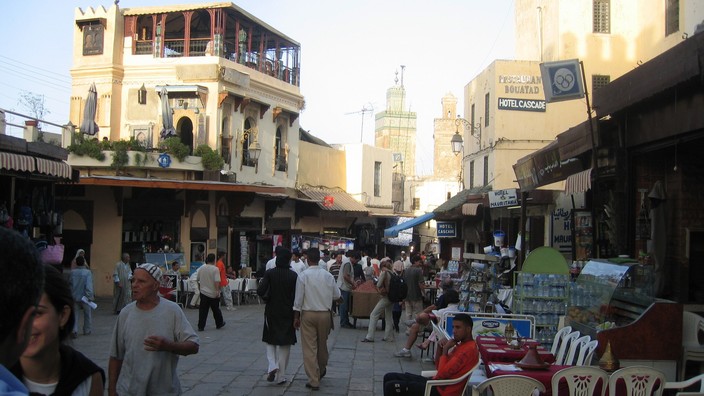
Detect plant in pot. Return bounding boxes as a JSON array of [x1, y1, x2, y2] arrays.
[[159, 137, 190, 162], [194, 145, 224, 171], [67, 133, 106, 161]]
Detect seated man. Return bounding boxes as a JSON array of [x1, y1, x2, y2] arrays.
[[383, 313, 479, 396], [394, 289, 460, 358]]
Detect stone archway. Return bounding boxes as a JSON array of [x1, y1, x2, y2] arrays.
[[177, 116, 194, 154]]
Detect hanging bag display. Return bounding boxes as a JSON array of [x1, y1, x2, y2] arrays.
[[40, 237, 65, 266]]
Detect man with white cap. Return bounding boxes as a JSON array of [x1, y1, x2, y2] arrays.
[[108, 263, 199, 396]]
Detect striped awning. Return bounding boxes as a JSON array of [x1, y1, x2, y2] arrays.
[[564, 168, 593, 194], [35, 158, 72, 179], [0, 152, 35, 173], [462, 203, 482, 216]]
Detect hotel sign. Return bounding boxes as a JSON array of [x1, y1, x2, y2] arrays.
[[436, 221, 457, 238], [498, 97, 546, 112], [488, 189, 518, 208]]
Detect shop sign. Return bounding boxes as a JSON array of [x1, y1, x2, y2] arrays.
[[157, 153, 172, 168], [498, 97, 546, 112], [436, 221, 456, 238], [540, 59, 585, 103], [488, 189, 518, 208]]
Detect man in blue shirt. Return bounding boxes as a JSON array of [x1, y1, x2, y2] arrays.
[[0, 228, 45, 395], [71, 256, 95, 337]]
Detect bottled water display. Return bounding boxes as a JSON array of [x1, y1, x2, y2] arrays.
[[513, 272, 570, 347]]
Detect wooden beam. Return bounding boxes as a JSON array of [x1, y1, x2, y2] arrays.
[[218, 92, 228, 108], [272, 106, 283, 122]]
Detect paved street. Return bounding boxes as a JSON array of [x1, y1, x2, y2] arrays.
[[73, 297, 434, 395]]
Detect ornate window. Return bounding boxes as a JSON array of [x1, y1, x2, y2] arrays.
[[274, 126, 287, 172], [241, 118, 257, 168]]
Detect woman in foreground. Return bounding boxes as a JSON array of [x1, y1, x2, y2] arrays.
[[11, 265, 105, 396]]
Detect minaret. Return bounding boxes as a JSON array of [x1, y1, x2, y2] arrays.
[[375, 69, 417, 177], [433, 93, 461, 181]]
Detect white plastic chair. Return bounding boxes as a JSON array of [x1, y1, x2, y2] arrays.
[[551, 326, 573, 355], [230, 278, 243, 305], [555, 331, 581, 365], [681, 311, 704, 380], [565, 335, 591, 366], [472, 375, 546, 396], [665, 373, 704, 395], [577, 339, 599, 366], [608, 366, 666, 396], [421, 360, 480, 396], [552, 366, 609, 396]]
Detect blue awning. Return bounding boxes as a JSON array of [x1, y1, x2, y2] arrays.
[[383, 212, 435, 238]]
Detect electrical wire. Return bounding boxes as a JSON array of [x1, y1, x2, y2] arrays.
[[0, 55, 71, 82]]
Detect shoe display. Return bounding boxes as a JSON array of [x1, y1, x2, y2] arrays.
[[305, 382, 320, 391], [394, 349, 412, 358]]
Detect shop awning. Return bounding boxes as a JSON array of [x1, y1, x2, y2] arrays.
[[383, 212, 435, 238], [298, 187, 368, 213], [35, 158, 72, 179], [462, 203, 482, 216], [0, 152, 35, 173], [564, 168, 593, 194], [433, 186, 490, 214]]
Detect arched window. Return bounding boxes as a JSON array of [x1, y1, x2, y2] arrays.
[[241, 118, 256, 168], [221, 116, 231, 165], [274, 126, 287, 172]]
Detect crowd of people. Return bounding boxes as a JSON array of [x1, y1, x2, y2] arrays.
[[1, 225, 473, 395]]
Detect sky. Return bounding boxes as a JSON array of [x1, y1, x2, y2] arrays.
[[0, 0, 516, 176]]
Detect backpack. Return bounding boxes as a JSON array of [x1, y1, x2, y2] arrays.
[[387, 272, 408, 303]]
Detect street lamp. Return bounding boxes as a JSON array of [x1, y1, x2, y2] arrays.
[[451, 130, 463, 155], [454, 116, 482, 151], [248, 140, 262, 172]]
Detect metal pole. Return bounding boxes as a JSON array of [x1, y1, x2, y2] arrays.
[[519, 191, 528, 270], [579, 60, 599, 258]]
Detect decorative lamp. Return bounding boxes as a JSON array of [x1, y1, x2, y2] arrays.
[[451, 130, 463, 155]]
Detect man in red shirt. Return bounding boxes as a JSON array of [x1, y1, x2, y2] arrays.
[[383, 313, 479, 396], [216, 251, 235, 311]]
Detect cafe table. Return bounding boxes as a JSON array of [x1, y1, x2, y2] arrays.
[[485, 361, 572, 396], [475, 336, 557, 366]]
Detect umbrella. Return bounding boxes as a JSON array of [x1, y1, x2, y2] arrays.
[[160, 87, 177, 139], [79, 83, 99, 135]]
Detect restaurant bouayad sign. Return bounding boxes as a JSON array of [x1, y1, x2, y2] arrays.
[[498, 74, 545, 112]]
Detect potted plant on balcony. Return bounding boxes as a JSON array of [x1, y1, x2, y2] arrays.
[[194, 144, 224, 181], [159, 137, 190, 162]]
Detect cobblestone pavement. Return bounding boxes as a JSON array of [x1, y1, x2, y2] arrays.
[[73, 297, 434, 395]]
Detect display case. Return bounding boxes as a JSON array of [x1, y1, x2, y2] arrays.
[[566, 259, 654, 335], [566, 259, 682, 371]]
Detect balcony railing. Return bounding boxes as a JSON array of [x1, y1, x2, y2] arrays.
[[133, 38, 300, 86], [135, 40, 153, 55]]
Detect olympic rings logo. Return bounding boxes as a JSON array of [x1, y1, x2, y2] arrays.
[[552, 67, 576, 92]]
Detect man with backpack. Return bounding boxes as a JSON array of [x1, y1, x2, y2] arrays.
[[361, 258, 399, 342], [402, 255, 426, 333]]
